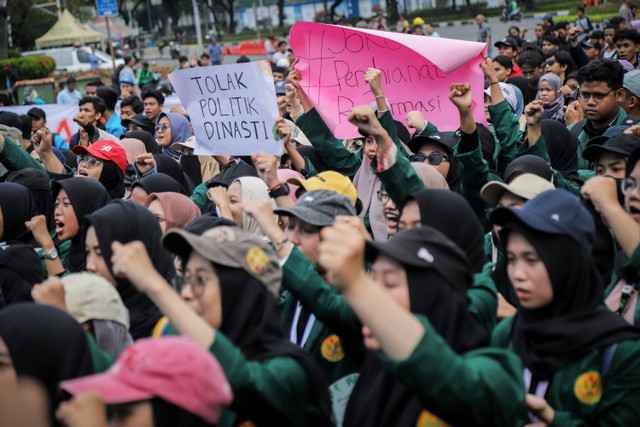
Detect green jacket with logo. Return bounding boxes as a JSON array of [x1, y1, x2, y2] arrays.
[[492, 315, 640, 426], [383, 314, 525, 427], [279, 246, 363, 426]]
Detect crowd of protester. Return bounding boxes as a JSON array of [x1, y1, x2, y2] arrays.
[[3, 8, 640, 427]]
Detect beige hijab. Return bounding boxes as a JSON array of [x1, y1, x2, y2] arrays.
[[118, 138, 147, 163], [411, 162, 450, 190]]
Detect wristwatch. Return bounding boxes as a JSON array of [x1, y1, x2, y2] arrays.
[[42, 248, 59, 260], [268, 182, 290, 199]]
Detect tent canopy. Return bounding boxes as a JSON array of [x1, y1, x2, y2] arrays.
[[90, 17, 138, 41], [35, 9, 103, 49]]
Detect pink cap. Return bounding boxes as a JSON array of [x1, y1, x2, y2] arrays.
[[277, 168, 304, 202], [73, 140, 128, 175], [61, 337, 233, 423]]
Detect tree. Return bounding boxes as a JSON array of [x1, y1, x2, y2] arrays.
[[204, 0, 237, 34]]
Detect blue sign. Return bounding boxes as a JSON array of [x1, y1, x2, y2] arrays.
[[96, 0, 118, 17]]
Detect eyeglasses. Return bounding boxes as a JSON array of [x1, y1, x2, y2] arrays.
[[376, 190, 390, 204], [155, 124, 170, 133], [577, 88, 616, 103], [410, 152, 449, 165], [622, 177, 640, 195], [77, 155, 102, 168], [171, 274, 213, 297]]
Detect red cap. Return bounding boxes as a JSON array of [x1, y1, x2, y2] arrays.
[[73, 140, 128, 175], [61, 337, 233, 423]]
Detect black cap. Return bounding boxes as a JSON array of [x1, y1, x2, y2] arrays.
[[407, 132, 457, 156], [121, 114, 156, 134], [0, 111, 24, 130], [358, 120, 411, 144], [582, 133, 640, 162], [494, 37, 518, 49], [27, 107, 46, 120], [66, 76, 76, 84]]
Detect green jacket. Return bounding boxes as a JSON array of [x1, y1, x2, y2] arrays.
[[86, 333, 114, 373], [569, 108, 638, 171], [384, 315, 524, 427], [492, 315, 640, 426], [0, 136, 73, 185], [488, 99, 521, 166], [279, 246, 362, 426], [160, 321, 317, 427], [604, 244, 640, 326]]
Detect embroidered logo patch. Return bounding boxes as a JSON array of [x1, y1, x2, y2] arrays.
[[416, 410, 450, 427], [321, 335, 345, 362], [245, 246, 269, 274], [573, 371, 602, 405]]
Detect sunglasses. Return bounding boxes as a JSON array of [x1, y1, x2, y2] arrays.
[[155, 124, 170, 132], [77, 155, 102, 168], [544, 60, 556, 66], [410, 152, 449, 165]]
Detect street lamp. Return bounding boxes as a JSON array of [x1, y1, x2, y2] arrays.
[[0, 0, 8, 60]]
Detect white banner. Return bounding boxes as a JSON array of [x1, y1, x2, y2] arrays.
[[0, 104, 79, 142], [168, 61, 282, 156]]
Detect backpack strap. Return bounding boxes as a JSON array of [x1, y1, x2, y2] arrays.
[[600, 343, 619, 377]]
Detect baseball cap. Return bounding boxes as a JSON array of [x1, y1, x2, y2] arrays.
[[494, 37, 517, 49], [274, 189, 356, 227], [581, 40, 594, 49], [407, 132, 457, 157], [121, 114, 155, 134], [0, 111, 23, 130], [163, 226, 282, 298], [490, 189, 595, 253], [274, 80, 286, 95], [484, 82, 517, 113], [582, 133, 640, 162], [27, 107, 46, 120], [358, 120, 411, 144], [171, 135, 196, 152], [62, 273, 129, 329], [61, 337, 233, 424], [480, 173, 555, 205], [413, 17, 425, 25], [72, 140, 128, 174], [66, 76, 76, 84], [624, 70, 640, 98], [618, 59, 635, 73], [119, 74, 135, 85], [286, 171, 358, 206]]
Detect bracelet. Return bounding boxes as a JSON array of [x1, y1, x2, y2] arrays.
[[489, 81, 500, 86], [375, 95, 386, 100], [274, 237, 290, 251], [268, 182, 282, 191]]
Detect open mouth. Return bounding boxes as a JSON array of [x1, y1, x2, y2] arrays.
[[55, 219, 65, 235], [77, 169, 88, 176], [385, 213, 399, 228]]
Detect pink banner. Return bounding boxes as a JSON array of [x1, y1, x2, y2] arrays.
[[290, 23, 488, 137]]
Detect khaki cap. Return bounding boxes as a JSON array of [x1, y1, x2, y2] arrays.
[[62, 273, 130, 329], [162, 226, 282, 298], [480, 173, 555, 206]]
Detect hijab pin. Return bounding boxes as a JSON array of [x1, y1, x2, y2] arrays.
[[417, 247, 434, 263]]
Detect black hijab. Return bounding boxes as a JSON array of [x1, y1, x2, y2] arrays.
[[155, 154, 195, 195], [0, 244, 44, 306], [0, 304, 94, 427], [344, 227, 488, 427], [184, 214, 237, 235], [133, 173, 189, 196], [98, 160, 126, 200], [206, 263, 332, 426], [124, 130, 160, 155], [53, 178, 110, 272], [84, 200, 175, 339], [508, 76, 536, 105], [540, 120, 580, 182], [296, 145, 329, 173], [504, 155, 554, 183], [503, 224, 640, 381], [0, 182, 37, 245], [404, 189, 486, 273], [6, 169, 55, 231]]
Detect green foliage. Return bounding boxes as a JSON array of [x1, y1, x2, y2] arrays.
[[8, 50, 21, 59], [562, 12, 618, 24], [0, 55, 56, 89]]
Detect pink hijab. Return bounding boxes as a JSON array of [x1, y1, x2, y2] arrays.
[[144, 192, 200, 230], [118, 138, 147, 164]]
